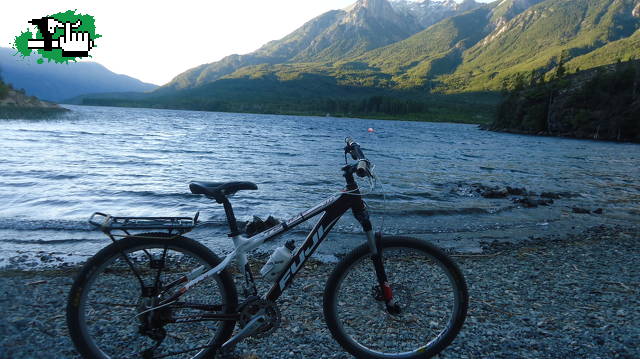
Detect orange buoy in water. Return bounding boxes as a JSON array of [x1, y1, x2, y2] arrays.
[[367, 128, 375, 133]]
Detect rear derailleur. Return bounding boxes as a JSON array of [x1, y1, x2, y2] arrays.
[[137, 294, 172, 357]]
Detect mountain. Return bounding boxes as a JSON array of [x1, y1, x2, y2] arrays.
[[346, 5, 495, 89], [161, 10, 346, 91], [340, 0, 639, 91], [488, 0, 546, 26], [209, 0, 533, 90], [391, 0, 481, 28], [165, 0, 640, 96], [566, 28, 640, 71], [163, 0, 485, 91], [290, 0, 421, 60], [80, 0, 640, 126], [0, 47, 157, 102], [448, 0, 640, 91]]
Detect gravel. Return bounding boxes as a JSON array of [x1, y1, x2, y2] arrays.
[[0, 225, 638, 359]]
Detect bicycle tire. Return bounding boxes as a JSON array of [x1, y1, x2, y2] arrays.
[[67, 233, 238, 359], [323, 236, 468, 359]]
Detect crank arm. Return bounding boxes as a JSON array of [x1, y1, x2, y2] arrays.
[[221, 315, 266, 349]]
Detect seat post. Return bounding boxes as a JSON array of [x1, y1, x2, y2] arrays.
[[221, 198, 241, 237]]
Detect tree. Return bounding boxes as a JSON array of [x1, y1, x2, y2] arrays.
[[500, 78, 509, 95], [0, 80, 8, 100], [529, 70, 537, 87], [513, 73, 527, 91], [555, 50, 570, 79]]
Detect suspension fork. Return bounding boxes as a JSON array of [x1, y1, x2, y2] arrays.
[[344, 165, 398, 313], [368, 231, 399, 314], [351, 197, 399, 314]]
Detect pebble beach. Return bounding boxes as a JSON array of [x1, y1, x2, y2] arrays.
[[1, 225, 638, 359]]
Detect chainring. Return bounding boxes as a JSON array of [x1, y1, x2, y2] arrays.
[[238, 297, 281, 337]]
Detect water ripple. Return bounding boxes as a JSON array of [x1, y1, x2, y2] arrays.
[[0, 105, 638, 257]]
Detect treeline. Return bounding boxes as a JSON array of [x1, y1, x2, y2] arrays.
[[0, 79, 30, 101], [76, 71, 500, 123], [83, 95, 429, 117], [308, 96, 428, 115], [0, 79, 9, 100], [492, 59, 640, 142]]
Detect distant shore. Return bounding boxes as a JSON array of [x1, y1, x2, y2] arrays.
[[1, 79, 69, 119], [0, 225, 637, 358], [64, 102, 495, 125], [0, 106, 69, 119], [480, 124, 640, 144], [70, 90, 501, 126]]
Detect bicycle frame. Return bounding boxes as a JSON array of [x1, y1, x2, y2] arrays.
[[161, 183, 375, 307]]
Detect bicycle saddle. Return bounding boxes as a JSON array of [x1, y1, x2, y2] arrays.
[[189, 181, 257, 203]]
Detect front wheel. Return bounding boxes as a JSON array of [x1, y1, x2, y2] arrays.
[[323, 236, 468, 359]]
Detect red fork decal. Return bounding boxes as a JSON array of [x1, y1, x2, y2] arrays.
[[382, 282, 393, 301]]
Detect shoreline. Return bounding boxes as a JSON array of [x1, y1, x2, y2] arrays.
[[481, 125, 640, 144], [0, 106, 69, 120], [61, 103, 494, 125], [0, 224, 638, 358]]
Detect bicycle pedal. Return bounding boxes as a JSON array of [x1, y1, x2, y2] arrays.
[[214, 346, 237, 359], [221, 315, 266, 349]]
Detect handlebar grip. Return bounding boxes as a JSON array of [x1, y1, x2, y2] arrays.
[[356, 160, 369, 177], [345, 137, 371, 177], [345, 137, 366, 161]]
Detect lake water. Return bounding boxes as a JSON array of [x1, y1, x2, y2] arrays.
[[1, 105, 639, 267]]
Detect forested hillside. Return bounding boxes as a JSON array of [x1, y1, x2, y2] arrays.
[[0, 78, 68, 118], [492, 60, 640, 142]]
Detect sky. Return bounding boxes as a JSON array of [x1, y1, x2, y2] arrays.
[[2, 0, 493, 86]]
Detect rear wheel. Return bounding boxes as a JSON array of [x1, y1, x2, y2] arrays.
[[67, 233, 238, 359], [323, 236, 468, 359]]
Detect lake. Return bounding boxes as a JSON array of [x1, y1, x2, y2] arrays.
[[1, 105, 638, 267]]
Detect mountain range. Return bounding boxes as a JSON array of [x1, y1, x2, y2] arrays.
[[0, 47, 157, 102], [77, 0, 640, 122], [161, 0, 481, 91]]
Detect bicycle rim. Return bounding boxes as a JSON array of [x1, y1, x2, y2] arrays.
[[329, 242, 464, 358], [76, 242, 230, 359]]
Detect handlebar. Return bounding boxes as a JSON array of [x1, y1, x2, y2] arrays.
[[344, 137, 371, 178]]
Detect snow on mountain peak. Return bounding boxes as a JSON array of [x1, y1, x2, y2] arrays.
[[390, 0, 481, 28]]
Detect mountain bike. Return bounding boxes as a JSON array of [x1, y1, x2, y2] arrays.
[[67, 138, 468, 359]]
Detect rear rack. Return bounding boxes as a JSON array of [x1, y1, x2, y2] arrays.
[[88, 212, 199, 235]]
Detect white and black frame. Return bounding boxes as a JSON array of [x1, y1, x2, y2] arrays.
[[159, 162, 393, 314]]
